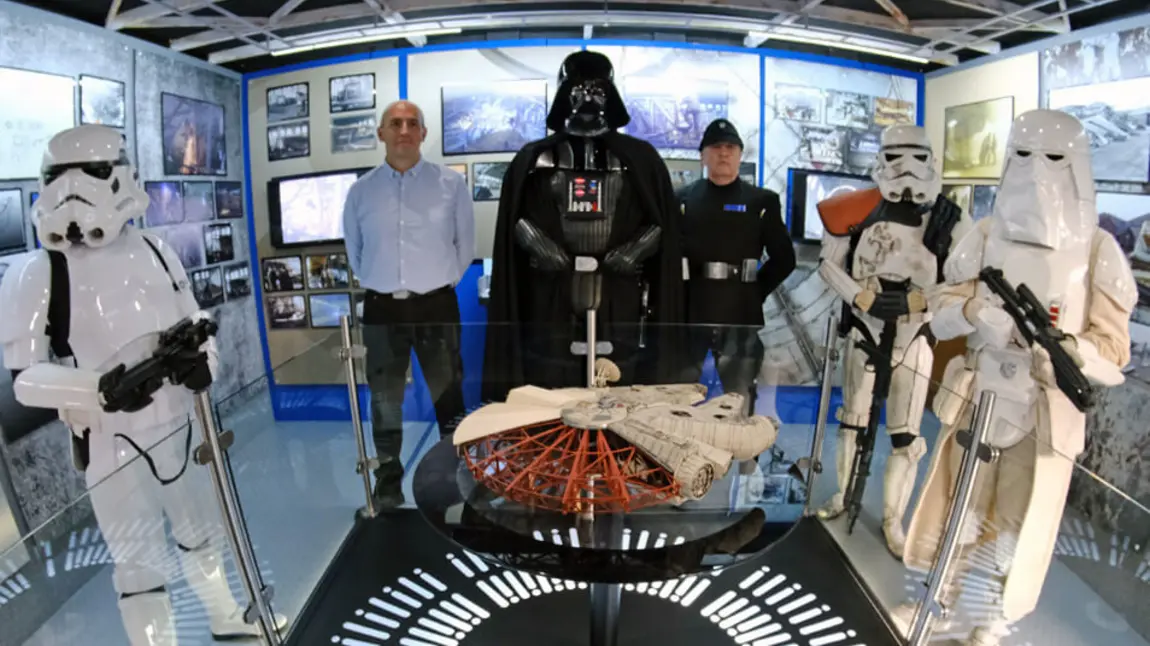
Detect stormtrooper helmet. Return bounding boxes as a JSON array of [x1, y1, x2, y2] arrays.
[[992, 109, 1096, 250], [871, 125, 941, 205], [35, 125, 148, 252]]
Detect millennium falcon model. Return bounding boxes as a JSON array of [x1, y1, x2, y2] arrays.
[[455, 360, 779, 515]]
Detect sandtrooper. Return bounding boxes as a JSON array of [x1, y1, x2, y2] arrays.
[[815, 124, 970, 558], [0, 125, 286, 645], [890, 109, 1134, 645]]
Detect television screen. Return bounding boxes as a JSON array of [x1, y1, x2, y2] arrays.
[[787, 168, 873, 243], [268, 169, 369, 248]]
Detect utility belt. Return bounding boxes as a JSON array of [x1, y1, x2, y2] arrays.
[[686, 259, 759, 283]]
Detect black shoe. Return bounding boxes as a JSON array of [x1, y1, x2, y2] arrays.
[[373, 489, 406, 511]]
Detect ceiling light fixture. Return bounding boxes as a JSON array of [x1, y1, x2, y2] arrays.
[[271, 28, 462, 56], [748, 31, 934, 65]]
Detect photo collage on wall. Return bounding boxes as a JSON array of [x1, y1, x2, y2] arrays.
[[267, 81, 311, 162], [330, 73, 377, 156], [260, 252, 362, 330], [774, 83, 913, 170]]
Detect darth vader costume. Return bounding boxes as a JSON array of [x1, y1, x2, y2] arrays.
[[482, 51, 686, 400]]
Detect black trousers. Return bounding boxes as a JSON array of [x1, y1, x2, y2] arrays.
[[361, 286, 465, 487], [682, 325, 765, 412]]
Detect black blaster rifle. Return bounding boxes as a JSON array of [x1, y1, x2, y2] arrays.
[[98, 317, 219, 413], [978, 267, 1095, 412]]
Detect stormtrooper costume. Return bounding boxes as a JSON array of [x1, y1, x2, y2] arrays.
[[0, 125, 285, 645], [891, 110, 1135, 645], [815, 125, 970, 558]]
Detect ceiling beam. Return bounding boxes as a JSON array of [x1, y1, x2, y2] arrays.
[[105, 0, 124, 28], [170, 3, 376, 51], [938, 0, 1069, 33], [271, 0, 311, 24], [873, 0, 910, 28], [139, 16, 271, 29], [107, 0, 221, 30]]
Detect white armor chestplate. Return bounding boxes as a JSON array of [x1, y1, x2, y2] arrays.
[[852, 219, 936, 333]]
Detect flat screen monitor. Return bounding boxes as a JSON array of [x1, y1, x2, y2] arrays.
[[787, 168, 873, 244], [268, 168, 371, 248]]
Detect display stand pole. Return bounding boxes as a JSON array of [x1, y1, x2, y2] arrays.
[[803, 314, 838, 517], [340, 315, 377, 520], [586, 309, 598, 387]]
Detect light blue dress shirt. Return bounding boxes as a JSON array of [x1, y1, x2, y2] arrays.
[[342, 158, 475, 295]]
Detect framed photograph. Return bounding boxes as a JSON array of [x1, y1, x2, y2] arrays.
[[153, 224, 204, 270], [942, 96, 1014, 180], [182, 181, 215, 222], [190, 267, 224, 308], [79, 75, 126, 128], [353, 291, 365, 326], [329, 73, 375, 114], [621, 77, 730, 150], [161, 92, 227, 177], [472, 162, 509, 202], [844, 127, 883, 171], [214, 181, 243, 219], [268, 122, 310, 162], [825, 90, 872, 129], [0, 67, 75, 180], [0, 188, 26, 255], [267, 294, 307, 329], [1048, 76, 1150, 183], [203, 222, 235, 265], [144, 181, 184, 227], [441, 80, 548, 155], [775, 84, 824, 124], [943, 184, 973, 216], [331, 113, 377, 154], [739, 162, 757, 185], [873, 97, 916, 126], [223, 262, 252, 300], [262, 256, 304, 292], [971, 185, 999, 221], [665, 159, 700, 192], [445, 163, 468, 184], [267, 82, 309, 124], [306, 253, 350, 290], [308, 293, 352, 328], [801, 125, 846, 165]]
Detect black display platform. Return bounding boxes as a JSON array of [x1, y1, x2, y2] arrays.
[[285, 511, 901, 646]]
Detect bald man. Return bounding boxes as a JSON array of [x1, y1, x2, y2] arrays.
[[343, 100, 474, 509]]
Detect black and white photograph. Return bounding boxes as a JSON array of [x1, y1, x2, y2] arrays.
[[801, 125, 846, 165], [262, 256, 304, 292], [472, 162, 509, 202], [215, 181, 244, 219], [224, 262, 252, 300], [620, 77, 729, 151], [942, 96, 1014, 180], [267, 294, 307, 330], [1047, 76, 1150, 183], [155, 224, 205, 270], [268, 122, 310, 162], [308, 293, 352, 328], [79, 75, 126, 128], [442, 80, 548, 155], [1040, 25, 1149, 91], [775, 84, 824, 124], [970, 184, 998, 221], [873, 97, 916, 126], [190, 267, 224, 309], [144, 181, 184, 227], [843, 127, 882, 172], [445, 163, 468, 185], [267, 82, 309, 123], [331, 113, 377, 154], [825, 90, 872, 129], [353, 291, 365, 326], [182, 181, 215, 222], [161, 92, 227, 177], [0, 188, 26, 255], [306, 253, 350, 290], [329, 73, 375, 114], [203, 222, 235, 265], [943, 184, 973, 216]]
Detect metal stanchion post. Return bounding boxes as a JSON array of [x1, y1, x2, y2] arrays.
[[802, 314, 838, 517], [586, 309, 598, 388], [907, 390, 999, 646], [192, 392, 283, 645], [340, 315, 377, 519]]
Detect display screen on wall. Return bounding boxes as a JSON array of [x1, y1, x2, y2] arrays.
[[787, 168, 873, 243], [262, 256, 304, 293], [472, 162, 509, 202], [331, 114, 377, 154], [309, 293, 352, 328], [161, 93, 227, 177], [306, 253, 350, 290], [214, 181, 243, 219], [441, 80, 548, 155], [0, 67, 76, 180], [144, 181, 184, 227], [268, 168, 370, 248], [268, 122, 310, 162], [267, 294, 307, 329], [0, 188, 27, 255], [620, 77, 729, 150]]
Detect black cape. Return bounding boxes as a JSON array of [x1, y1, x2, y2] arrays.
[[482, 131, 687, 400]]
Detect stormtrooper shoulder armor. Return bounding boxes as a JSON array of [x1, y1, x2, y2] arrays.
[[0, 252, 53, 368], [942, 217, 990, 284], [1091, 229, 1138, 313]]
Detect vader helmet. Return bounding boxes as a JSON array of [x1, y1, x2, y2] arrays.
[[871, 125, 941, 205], [35, 125, 147, 252], [545, 51, 630, 136], [992, 109, 1096, 250]]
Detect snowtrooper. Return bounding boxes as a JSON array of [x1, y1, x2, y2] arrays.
[[0, 125, 286, 645], [815, 124, 971, 558], [890, 109, 1134, 645]]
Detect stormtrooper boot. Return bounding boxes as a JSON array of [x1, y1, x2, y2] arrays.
[[816, 426, 858, 520], [882, 436, 927, 559], [178, 540, 289, 638], [118, 589, 177, 646]]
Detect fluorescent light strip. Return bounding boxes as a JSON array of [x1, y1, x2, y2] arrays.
[[751, 31, 931, 64], [271, 28, 462, 56]]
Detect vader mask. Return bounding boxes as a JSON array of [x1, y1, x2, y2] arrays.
[[993, 109, 1096, 250], [871, 125, 941, 205], [545, 51, 630, 137]]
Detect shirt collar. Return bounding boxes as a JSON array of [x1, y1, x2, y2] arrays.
[[385, 156, 425, 179]]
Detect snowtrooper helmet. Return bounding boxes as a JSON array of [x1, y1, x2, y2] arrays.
[[992, 109, 1096, 250], [35, 125, 148, 252], [871, 125, 941, 205]]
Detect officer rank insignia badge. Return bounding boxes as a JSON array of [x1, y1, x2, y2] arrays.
[[723, 203, 747, 212]]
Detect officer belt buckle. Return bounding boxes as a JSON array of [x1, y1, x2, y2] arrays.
[[702, 259, 758, 283], [391, 290, 412, 300]]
